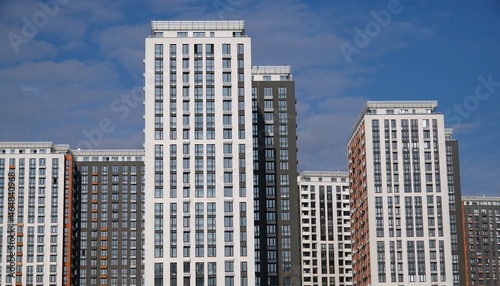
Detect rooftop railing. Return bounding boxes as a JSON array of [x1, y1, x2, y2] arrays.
[[151, 20, 245, 31]]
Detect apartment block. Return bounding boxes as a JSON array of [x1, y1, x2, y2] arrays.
[[0, 142, 79, 286], [251, 66, 300, 286], [444, 129, 467, 285], [73, 150, 145, 286], [463, 196, 500, 286], [348, 101, 462, 286], [143, 21, 255, 286], [298, 171, 353, 286]]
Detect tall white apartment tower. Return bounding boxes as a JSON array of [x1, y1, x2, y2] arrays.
[[348, 101, 456, 286], [144, 21, 255, 286], [298, 171, 353, 286]]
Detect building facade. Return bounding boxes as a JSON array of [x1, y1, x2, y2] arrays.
[[462, 196, 500, 286], [143, 21, 255, 286], [348, 101, 461, 286], [73, 150, 145, 286], [0, 142, 79, 286], [298, 171, 353, 286], [251, 66, 300, 285], [444, 129, 467, 285]]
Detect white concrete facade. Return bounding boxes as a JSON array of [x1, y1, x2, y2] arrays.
[[144, 21, 255, 285], [0, 142, 76, 286], [298, 171, 353, 286], [348, 101, 455, 286]]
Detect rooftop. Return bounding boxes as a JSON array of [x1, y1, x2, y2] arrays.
[[251, 66, 291, 75], [0, 141, 71, 154], [73, 149, 145, 157], [363, 100, 438, 110], [353, 100, 439, 131], [299, 171, 349, 179], [462, 196, 500, 204], [151, 20, 245, 33], [0, 141, 54, 148]]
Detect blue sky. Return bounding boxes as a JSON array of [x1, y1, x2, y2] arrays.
[[0, 0, 499, 196]]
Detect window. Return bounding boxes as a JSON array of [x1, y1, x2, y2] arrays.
[[264, 100, 273, 109], [223, 44, 231, 54], [224, 158, 232, 168], [264, 87, 272, 97], [224, 216, 233, 227], [225, 246, 234, 257], [206, 59, 214, 71], [279, 101, 287, 111], [155, 44, 163, 58], [223, 101, 232, 111]]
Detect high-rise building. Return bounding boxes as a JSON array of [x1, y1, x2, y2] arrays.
[[444, 129, 467, 285], [73, 150, 145, 286], [251, 66, 300, 285], [0, 142, 79, 286], [462, 196, 500, 286], [298, 171, 353, 286], [348, 101, 462, 286], [143, 21, 255, 286]]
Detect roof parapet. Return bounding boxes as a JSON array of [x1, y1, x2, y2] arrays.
[[151, 20, 245, 33], [251, 66, 291, 75], [73, 149, 145, 157], [299, 171, 349, 180], [353, 100, 439, 131]]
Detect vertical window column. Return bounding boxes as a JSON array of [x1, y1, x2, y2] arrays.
[[154, 203, 163, 258]]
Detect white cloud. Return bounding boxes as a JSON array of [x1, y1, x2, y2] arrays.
[[0, 59, 118, 86], [452, 121, 482, 134], [92, 24, 148, 75], [0, 0, 454, 169], [20, 84, 42, 94], [0, 24, 58, 64], [143, 0, 212, 18], [460, 156, 500, 197], [66, 0, 124, 24], [296, 96, 368, 172]]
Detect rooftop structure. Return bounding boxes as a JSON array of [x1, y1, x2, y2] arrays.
[[151, 20, 245, 32], [353, 100, 439, 131]]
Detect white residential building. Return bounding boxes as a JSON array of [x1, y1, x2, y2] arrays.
[[348, 101, 459, 286], [143, 21, 255, 286], [298, 171, 353, 286], [0, 142, 78, 286]]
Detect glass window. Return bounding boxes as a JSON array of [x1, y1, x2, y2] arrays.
[[223, 44, 231, 54]]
